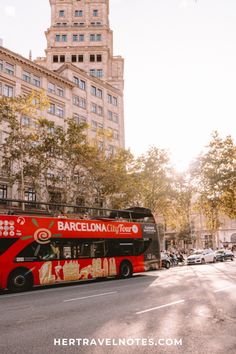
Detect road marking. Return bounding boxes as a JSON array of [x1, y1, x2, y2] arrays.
[[214, 285, 236, 293], [136, 299, 185, 315], [63, 291, 117, 302]]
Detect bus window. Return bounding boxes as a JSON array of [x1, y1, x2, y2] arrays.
[[37, 243, 59, 261], [0, 239, 18, 256], [91, 241, 105, 258], [80, 243, 92, 258], [134, 239, 152, 256], [106, 240, 135, 257], [15, 242, 40, 262], [119, 242, 134, 256], [62, 246, 72, 259]]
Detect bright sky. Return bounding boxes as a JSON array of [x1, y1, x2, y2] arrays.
[[0, 0, 236, 171]]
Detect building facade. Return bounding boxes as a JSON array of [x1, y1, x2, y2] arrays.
[[0, 0, 124, 204]]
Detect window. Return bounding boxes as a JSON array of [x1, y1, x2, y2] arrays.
[[91, 103, 103, 116], [3, 85, 13, 97], [107, 94, 112, 104], [90, 34, 102, 42], [25, 188, 36, 202], [48, 82, 55, 93], [32, 76, 41, 87], [80, 80, 86, 90], [78, 55, 83, 62], [60, 55, 65, 62], [108, 111, 113, 121], [22, 72, 41, 87], [5, 62, 14, 75], [72, 55, 77, 62], [0, 61, 14, 75], [93, 9, 98, 17], [91, 86, 96, 96], [0, 184, 7, 200], [91, 86, 102, 99], [79, 97, 86, 109], [108, 111, 119, 123], [113, 129, 119, 140], [56, 106, 64, 118], [73, 95, 86, 109], [48, 103, 55, 114], [97, 69, 103, 78], [21, 116, 30, 127], [74, 114, 87, 125], [91, 104, 97, 114], [73, 34, 78, 42], [90, 54, 102, 62], [91, 22, 102, 26], [107, 94, 118, 106], [22, 71, 31, 83], [73, 76, 86, 90], [57, 87, 64, 97], [97, 106, 103, 116], [113, 113, 118, 123], [90, 34, 95, 42], [75, 10, 83, 17], [56, 35, 60, 42], [79, 34, 84, 42], [97, 89, 102, 99], [53, 55, 59, 63], [59, 10, 65, 17], [89, 69, 103, 78], [61, 35, 67, 42], [73, 76, 79, 85], [113, 97, 118, 106]]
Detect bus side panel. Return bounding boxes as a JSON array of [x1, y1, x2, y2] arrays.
[[1, 255, 145, 290]]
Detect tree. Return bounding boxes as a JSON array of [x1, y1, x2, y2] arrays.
[[132, 146, 174, 216], [167, 172, 194, 244], [84, 145, 135, 209], [190, 131, 236, 233], [0, 91, 49, 204]]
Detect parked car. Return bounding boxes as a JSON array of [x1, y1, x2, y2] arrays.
[[187, 249, 216, 265], [161, 254, 171, 269], [215, 250, 234, 262]]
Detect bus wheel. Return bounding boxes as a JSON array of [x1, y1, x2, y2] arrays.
[[8, 268, 33, 292], [119, 261, 133, 279]]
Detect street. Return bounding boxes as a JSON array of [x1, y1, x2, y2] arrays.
[[0, 262, 236, 354]]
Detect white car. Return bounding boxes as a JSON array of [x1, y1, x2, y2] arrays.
[[187, 249, 216, 265]]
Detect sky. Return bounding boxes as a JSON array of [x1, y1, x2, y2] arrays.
[[0, 0, 236, 171]]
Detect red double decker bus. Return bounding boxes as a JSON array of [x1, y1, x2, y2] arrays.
[[0, 201, 160, 292]]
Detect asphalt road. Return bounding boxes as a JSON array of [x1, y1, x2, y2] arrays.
[[0, 261, 236, 354]]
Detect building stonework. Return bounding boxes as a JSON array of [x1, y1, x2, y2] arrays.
[[0, 0, 125, 202]]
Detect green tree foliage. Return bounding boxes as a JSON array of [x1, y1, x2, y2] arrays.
[[133, 146, 173, 216], [167, 173, 194, 242], [0, 91, 49, 202], [85, 145, 135, 209], [191, 131, 236, 230]]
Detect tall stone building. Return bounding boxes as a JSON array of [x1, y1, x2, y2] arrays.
[[0, 0, 125, 203], [37, 0, 124, 92]]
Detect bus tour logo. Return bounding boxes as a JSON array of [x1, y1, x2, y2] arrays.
[[20, 218, 62, 244]]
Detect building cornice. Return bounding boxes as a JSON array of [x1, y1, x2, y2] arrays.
[[0, 46, 74, 87], [56, 62, 122, 94]]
